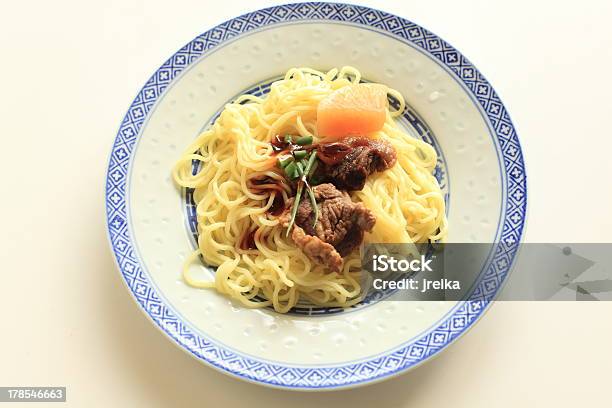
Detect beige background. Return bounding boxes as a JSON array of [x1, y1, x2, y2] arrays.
[[1, 0, 612, 406]]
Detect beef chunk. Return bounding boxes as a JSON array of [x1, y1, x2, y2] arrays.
[[288, 226, 344, 272], [294, 183, 376, 251], [318, 137, 397, 191], [280, 183, 376, 272]]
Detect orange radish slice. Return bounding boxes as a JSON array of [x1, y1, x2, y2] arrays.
[[317, 84, 388, 139]]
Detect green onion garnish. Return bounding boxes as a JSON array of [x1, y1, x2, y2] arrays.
[[284, 161, 298, 180], [286, 151, 319, 236], [293, 150, 308, 160], [309, 174, 323, 186], [304, 152, 319, 227], [295, 135, 313, 146], [278, 155, 293, 168], [308, 158, 318, 176], [305, 150, 318, 174], [286, 183, 303, 237], [306, 184, 318, 227], [284, 135, 293, 143]]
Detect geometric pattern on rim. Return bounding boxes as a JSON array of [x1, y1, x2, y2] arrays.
[[105, 2, 527, 389]]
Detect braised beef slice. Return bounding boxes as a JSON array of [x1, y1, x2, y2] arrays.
[[280, 183, 376, 271], [322, 137, 397, 191], [288, 227, 344, 272]]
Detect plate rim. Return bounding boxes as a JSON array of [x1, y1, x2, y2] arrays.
[[104, 1, 527, 390]]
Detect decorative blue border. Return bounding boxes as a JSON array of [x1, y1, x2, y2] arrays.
[[105, 2, 527, 389]]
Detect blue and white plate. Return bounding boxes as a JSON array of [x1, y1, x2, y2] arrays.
[[105, 2, 526, 390]]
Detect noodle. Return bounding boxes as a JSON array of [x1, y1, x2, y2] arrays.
[[172, 66, 447, 313]]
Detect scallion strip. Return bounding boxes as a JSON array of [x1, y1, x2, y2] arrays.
[[307, 158, 318, 176], [305, 150, 318, 174], [309, 174, 323, 186], [284, 161, 298, 180], [293, 150, 307, 160], [295, 161, 305, 176], [278, 155, 293, 168], [286, 183, 303, 237], [303, 151, 319, 227], [295, 135, 313, 146], [306, 184, 318, 227], [286, 151, 319, 235]]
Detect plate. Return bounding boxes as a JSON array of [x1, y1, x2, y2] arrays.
[[105, 2, 527, 390]]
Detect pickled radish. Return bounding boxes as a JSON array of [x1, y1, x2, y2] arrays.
[[317, 84, 388, 139]]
